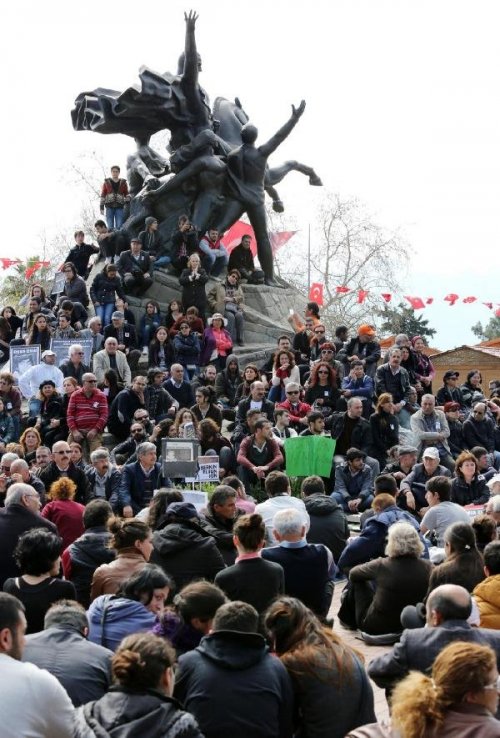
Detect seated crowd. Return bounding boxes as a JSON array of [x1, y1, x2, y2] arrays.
[[2, 222, 500, 736]]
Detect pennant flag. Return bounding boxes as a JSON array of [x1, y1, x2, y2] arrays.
[[462, 296, 477, 304], [336, 286, 350, 294], [269, 230, 297, 255], [444, 293, 459, 306], [483, 302, 494, 310], [308, 282, 324, 306], [381, 293, 392, 303], [0, 258, 21, 270], [426, 298, 434, 305], [496, 309, 500, 318], [357, 290, 369, 304], [25, 261, 44, 280], [404, 296, 426, 310]]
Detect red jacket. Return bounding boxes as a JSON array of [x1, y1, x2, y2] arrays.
[[67, 388, 108, 433], [41, 499, 85, 549], [276, 399, 312, 424]]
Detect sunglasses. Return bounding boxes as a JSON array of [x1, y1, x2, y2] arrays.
[[314, 330, 325, 334], [287, 390, 300, 395], [317, 370, 329, 374]]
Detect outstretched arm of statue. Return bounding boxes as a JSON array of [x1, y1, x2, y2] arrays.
[[259, 100, 306, 158], [182, 10, 199, 87]]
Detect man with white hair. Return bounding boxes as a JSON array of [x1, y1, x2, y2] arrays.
[[375, 347, 412, 428], [86, 448, 121, 502], [411, 394, 454, 472], [486, 494, 500, 530], [18, 350, 64, 416], [261, 507, 334, 620], [78, 316, 105, 356], [60, 344, 91, 385], [5, 459, 45, 502], [0, 483, 56, 587], [115, 442, 170, 517], [92, 337, 131, 388]]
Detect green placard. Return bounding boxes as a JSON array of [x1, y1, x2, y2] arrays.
[[284, 436, 336, 477]]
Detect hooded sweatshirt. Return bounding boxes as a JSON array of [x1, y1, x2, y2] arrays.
[[174, 630, 294, 738], [214, 353, 241, 405], [304, 493, 350, 562]]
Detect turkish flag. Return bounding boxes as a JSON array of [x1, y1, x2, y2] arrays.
[[462, 296, 477, 304], [336, 286, 350, 294], [269, 230, 297, 255], [404, 296, 426, 310], [0, 258, 21, 270], [496, 308, 500, 318], [426, 298, 434, 305], [357, 290, 369, 304], [483, 302, 494, 310], [381, 293, 392, 303], [444, 293, 459, 306], [309, 283, 324, 306]]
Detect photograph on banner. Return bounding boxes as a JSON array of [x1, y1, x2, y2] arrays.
[[50, 271, 66, 297], [161, 438, 200, 478], [185, 455, 220, 484], [50, 338, 92, 367], [10, 345, 41, 383], [284, 435, 336, 477]]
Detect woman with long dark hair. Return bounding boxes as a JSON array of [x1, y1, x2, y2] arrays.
[[235, 364, 260, 402], [305, 361, 340, 414], [1, 306, 23, 338], [139, 300, 162, 350], [164, 299, 184, 330], [265, 597, 375, 738], [268, 349, 300, 403], [369, 392, 400, 468], [35, 380, 66, 447], [198, 418, 235, 477], [26, 313, 52, 350], [90, 263, 125, 327], [191, 386, 223, 429], [59, 262, 89, 307], [461, 369, 483, 409], [149, 326, 172, 373]]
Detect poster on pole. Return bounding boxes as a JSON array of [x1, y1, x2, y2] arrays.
[[50, 271, 66, 297], [10, 345, 41, 384], [161, 438, 200, 478], [50, 339, 92, 367], [185, 455, 220, 484]]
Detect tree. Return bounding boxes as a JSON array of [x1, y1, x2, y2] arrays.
[[0, 255, 55, 306], [471, 315, 500, 342], [274, 192, 409, 335], [377, 302, 436, 342]]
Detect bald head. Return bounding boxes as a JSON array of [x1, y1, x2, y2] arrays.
[[426, 584, 472, 626]]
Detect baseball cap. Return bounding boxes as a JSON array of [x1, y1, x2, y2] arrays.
[[41, 350, 56, 359], [443, 371, 460, 380], [422, 447, 440, 460], [166, 502, 198, 520]]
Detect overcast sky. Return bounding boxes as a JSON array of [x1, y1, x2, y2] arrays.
[[4, 0, 499, 349]]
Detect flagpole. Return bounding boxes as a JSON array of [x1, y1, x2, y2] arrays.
[[307, 223, 311, 290]]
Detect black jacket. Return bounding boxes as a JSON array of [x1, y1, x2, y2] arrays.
[[450, 474, 489, 506], [326, 411, 372, 453], [369, 411, 400, 464], [178, 268, 208, 315], [64, 526, 115, 608], [303, 493, 349, 562], [90, 272, 125, 305], [39, 461, 90, 505], [60, 360, 91, 385], [86, 468, 122, 504], [118, 249, 151, 276], [108, 388, 145, 439], [23, 626, 112, 707], [64, 242, 99, 278], [199, 509, 245, 565], [214, 558, 284, 614], [338, 338, 381, 378], [375, 363, 411, 403], [174, 630, 294, 738], [150, 521, 225, 591], [436, 384, 466, 409], [104, 322, 138, 351], [448, 418, 466, 456], [463, 416, 496, 453], [75, 688, 203, 738], [236, 396, 275, 424], [0, 504, 56, 587]]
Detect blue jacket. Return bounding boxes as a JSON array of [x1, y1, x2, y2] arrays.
[[341, 373, 375, 400], [87, 595, 155, 651], [338, 504, 423, 571], [173, 333, 201, 367], [333, 463, 373, 500]]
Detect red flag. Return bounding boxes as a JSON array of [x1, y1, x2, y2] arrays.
[[483, 302, 494, 310], [426, 298, 434, 305], [336, 286, 350, 294], [357, 290, 369, 304], [462, 296, 477, 304], [0, 258, 21, 270], [25, 261, 43, 280], [269, 230, 297, 255], [221, 221, 256, 255], [444, 293, 459, 306], [309, 283, 324, 306], [404, 296, 426, 310], [496, 308, 500, 318], [381, 293, 392, 303]]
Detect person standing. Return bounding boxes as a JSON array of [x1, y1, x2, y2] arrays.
[[100, 165, 130, 230]]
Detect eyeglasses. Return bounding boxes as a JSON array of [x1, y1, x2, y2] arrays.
[[322, 350, 334, 354], [314, 330, 325, 334], [85, 379, 97, 383], [1, 465, 11, 471], [287, 391, 300, 395], [317, 370, 329, 374], [132, 429, 144, 434]]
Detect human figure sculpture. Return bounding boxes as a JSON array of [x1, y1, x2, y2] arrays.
[[217, 101, 306, 285]]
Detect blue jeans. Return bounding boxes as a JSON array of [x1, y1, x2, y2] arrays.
[[152, 256, 171, 270], [331, 492, 374, 513], [201, 248, 229, 276], [95, 302, 115, 327], [105, 207, 124, 230], [268, 384, 286, 403], [28, 398, 42, 418]]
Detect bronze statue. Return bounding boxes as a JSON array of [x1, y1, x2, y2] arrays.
[[72, 11, 322, 284]]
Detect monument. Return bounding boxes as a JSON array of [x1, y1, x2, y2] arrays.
[[72, 11, 322, 286]]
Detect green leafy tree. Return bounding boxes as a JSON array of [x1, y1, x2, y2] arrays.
[[377, 302, 436, 342], [471, 315, 500, 342], [0, 257, 55, 306]]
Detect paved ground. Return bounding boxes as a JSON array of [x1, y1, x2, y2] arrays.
[[329, 581, 391, 722]]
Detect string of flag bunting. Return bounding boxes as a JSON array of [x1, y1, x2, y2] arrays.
[[308, 283, 500, 316], [0, 259, 51, 279]]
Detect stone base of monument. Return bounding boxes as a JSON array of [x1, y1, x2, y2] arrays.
[[125, 266, 306, 368]]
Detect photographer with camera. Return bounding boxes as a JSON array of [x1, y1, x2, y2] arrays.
[[171, 215, 200, 274]]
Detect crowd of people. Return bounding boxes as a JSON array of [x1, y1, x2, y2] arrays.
[[2, 206, 500, 735]]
